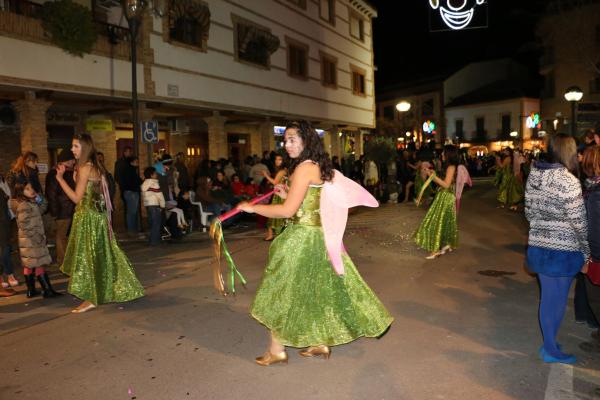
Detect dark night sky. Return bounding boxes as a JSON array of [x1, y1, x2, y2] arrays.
[[369, 0, 549, 90]]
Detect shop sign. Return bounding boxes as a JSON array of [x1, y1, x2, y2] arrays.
[[86, 119, 113, 131], [141, 120, 159, 144]]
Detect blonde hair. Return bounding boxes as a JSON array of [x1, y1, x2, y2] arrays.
[[546, 133, 578, 174]]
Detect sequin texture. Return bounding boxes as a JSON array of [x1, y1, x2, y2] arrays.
[[414, 186, 458, 252], [60, 180, 145, 305], [250, 186, 393, 348]]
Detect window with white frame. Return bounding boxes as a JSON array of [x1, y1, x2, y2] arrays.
[[320, 0, 335, 25], [349, 12, 364, 41]]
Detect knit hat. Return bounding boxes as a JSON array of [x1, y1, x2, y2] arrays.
[[57, 149, 75, 163]]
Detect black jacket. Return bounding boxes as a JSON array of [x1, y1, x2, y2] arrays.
[[0, 191, 10, 247], [45, 168, 76, 220], [585, 178, 600, 261], [121, 164, 142, 193], [6, 168, 42, 195]]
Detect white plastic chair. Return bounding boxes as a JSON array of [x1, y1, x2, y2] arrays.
[[189, 191, 213, 232]]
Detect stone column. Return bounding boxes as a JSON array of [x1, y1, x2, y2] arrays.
[[329, 126, 342, 160], [13, 92, 52, 189], [250, 126, 262, 156], [169, 133, 187, 157], [205, 112, 228, 160], [258, 121, 275, 153]]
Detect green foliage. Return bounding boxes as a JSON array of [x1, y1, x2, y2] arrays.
[[42, 0, 97, 57], [365, 136, 396, 164]]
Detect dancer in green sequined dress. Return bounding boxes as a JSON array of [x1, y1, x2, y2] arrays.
[[497, 148, 524, 210], [263, 154, 288, 240], [56, 134, 144, 313], [414, 145, 459, 259], [237, 121, 393, 366]]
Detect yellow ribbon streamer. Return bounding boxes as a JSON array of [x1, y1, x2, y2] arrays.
[[415, 172, 436, 207]]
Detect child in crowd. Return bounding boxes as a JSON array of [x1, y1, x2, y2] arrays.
[[177, 189, 193, 232], [9, 183, 61, 298], [231, 174, 246, 199], [142, 167, 165, 245]]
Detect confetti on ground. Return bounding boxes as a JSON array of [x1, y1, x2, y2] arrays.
[[118, 306, 124, 310]]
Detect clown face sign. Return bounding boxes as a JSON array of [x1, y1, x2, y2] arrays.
[[429, 0, 488, 31]]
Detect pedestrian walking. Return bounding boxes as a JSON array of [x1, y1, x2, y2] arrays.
[[141, 167, 165, 246], [237, 121, 393, 366], [7, 151, 42, 194], [0, 185, 16, 297], [56, 133, 144, 313], [45, 149, 76, 266], [122, 156, 143, 235], [9, 183, 61, 298], [525, 133, 590, 364], [581, 145, 600, 341], [0, 171, 18, 292]]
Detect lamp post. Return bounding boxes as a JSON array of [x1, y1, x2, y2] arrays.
[[123, 0, 148, 163], [396, 101, 411, 143], [564, 86, 583, 136]]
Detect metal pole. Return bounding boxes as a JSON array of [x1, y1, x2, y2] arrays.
[[130, 17, 140, 158], [570, 101, 577, 136], [129, 17, 144, 232]]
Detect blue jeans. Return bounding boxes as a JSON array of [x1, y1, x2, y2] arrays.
[[124, 191, 140, 233], [147, 206, 162, 245], [1, 244, 14, 275]]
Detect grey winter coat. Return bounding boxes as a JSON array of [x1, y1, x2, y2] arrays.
[[9, 197, 52, 268]]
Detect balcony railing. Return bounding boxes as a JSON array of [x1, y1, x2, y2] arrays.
[[0, 0, 134, 60], [0, 0, 43, 18]]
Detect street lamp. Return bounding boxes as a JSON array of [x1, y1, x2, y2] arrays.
[[564, 86, 583, 136], [396, 101, 411, 112], [123, 0, 148, 163]]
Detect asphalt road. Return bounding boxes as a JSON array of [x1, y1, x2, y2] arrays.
[[1, 180, 599, 400]]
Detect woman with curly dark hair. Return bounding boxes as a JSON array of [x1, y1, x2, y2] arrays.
[[237, 121, 393, 366]]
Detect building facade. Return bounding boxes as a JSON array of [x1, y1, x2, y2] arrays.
[[375, 77, 445, 148], [537, 1, 600, 135], [0, 0, 377, 182], [444, 59, 542, 153]]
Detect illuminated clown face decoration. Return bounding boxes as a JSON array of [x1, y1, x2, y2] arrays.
[[429, 0, 486, 30]]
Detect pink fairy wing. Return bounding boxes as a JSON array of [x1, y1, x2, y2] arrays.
[[455, 165, 472, 213], [320, 170, 378, 275]]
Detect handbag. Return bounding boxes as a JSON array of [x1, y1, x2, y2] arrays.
[[586, 259, 600, 285]]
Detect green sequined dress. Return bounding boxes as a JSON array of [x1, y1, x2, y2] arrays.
[[250, 186, 393, 348], [266, 194, 285, 235], [60, 180, 145, 305], [414, 186, 458, 252], [497, 166, 524, 206]]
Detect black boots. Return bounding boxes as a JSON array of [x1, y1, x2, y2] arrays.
[[25, 274, 39, 298], [37, 273, 62, 298]]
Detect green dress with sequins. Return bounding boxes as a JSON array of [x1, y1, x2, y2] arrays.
[[414, 186, 458, 252], [60, 180, 144, 305], [266, 194, 285, 235], [250, 186, 393, 348], [497, 165, 524, 206]]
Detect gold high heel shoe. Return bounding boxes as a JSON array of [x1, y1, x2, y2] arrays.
[[71, 302, 96, 314], [440, 245, 453, 255], [255, 351, 288, 366], [299, 345, 331, 359]]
